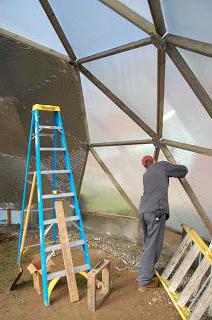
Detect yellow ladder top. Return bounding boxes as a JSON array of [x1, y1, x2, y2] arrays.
[[32, 104, 60, 112]]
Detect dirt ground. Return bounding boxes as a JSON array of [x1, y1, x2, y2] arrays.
[[0, 227, 180, 320]]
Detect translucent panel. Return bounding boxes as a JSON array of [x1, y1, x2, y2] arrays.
[[119, 0, 153, 22], [158, 153, 209, 239], [163, 56, 212, 149], [80, 75, 150, 143], [0, 0, 66, 54], [179, 48, 212, 100], [80, 153, 132, 216], [95, 144, 155, 207], [166, 147, 212, 231], [85, 45, 157, 130], [161, 0, 212, 43], [49, 0, 147, 58]]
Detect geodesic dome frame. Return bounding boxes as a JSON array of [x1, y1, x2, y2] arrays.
[[0, 0, 211, 239]]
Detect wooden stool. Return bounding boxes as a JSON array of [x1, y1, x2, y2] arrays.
[[87, 260, 110, 311]]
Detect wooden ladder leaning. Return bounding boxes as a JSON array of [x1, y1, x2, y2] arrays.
[[156, 224, 212, 320]]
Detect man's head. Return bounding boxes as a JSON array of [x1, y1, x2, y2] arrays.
[[141, 155, 154, 168]]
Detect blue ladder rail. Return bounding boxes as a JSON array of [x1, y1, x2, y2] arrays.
[[17, 105, 91, 306]]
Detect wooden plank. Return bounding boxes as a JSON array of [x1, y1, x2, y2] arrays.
[[90, 139, 153, 148], [90, 148, 138, 216], [20, 173, 36, 255], [177, 248, 211, 308], [168, 244, 200, 293], [79, 65, 157, 138], [189, 283, 212, 320], [7, 208, 12, 225], [165, 34, 212, 58], [166, 44, 212, 119], [161, 139, 212, 157], [162, 234, 192, 280], [148, 0, 166, 36], [77, 37, 152, 64], [157, 50, 166, 138], [161, 145, 212, 236], [99, 0, 155, 35], [55, 201, 79, 302], [39, 0, 76, 61]]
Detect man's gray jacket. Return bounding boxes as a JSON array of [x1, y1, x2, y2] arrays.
[[139, 161, 188, 218]]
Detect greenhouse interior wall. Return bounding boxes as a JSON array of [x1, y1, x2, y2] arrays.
[[0, 0, 211, 244]]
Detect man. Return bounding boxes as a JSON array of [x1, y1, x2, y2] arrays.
[[138, 155, 188, 290]]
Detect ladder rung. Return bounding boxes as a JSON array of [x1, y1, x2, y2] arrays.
[[29, 170, 70, 175], [40, 148, 65, 151], [39, 125, 60, 130], [47, 264, 90, 281], [45, 239, 85, 253], [25, 207, 54, 213], [39, 134, 54, 137], [42, 192, 74, 199], [44, 215, 78, 225]]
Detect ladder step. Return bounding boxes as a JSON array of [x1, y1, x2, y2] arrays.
[[47, 264, 90, 281], [25, 207, 54, 213], [40, 148, 65, 151], [39, 125, 60, 130], [44, 215, 79, 225], [45, 239, 85, 253], [42, 192, 74, 199], [29, 170, 70, 175]]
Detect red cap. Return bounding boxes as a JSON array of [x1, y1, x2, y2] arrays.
[[141, 155, 154, 168]]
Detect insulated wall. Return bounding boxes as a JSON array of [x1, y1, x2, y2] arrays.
[[0, 33, 87, 208]]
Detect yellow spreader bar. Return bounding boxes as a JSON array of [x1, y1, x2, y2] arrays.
[[32, 104, 60, 112], [48, 271, 89, 303], [182, 224, 212, 264], [156, 271, 191, 320]]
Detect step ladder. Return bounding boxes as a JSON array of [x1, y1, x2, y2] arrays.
[[156, 224, 212, 320], [17, 104, 92, 306]]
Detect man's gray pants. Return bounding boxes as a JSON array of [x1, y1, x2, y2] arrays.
[[138, 211, 166, 284]]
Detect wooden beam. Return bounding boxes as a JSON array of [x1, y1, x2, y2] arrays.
[[79, 65, 157, 138], [157, 50, 166, 138], [90, 139, 153, 148], [39, 0, 76, 61], [55, 201, 79, 302], [77, 37, 152, 64], [77, 146, 89, 197], [99, 0, 155, 35], [82, 211, 137, 221], [161, 145, 212, 236], [161, 139, 212, 157], [166, 44, 212, 119], [90, 148, 138, 216], [154, 146, 160, 162], [72, 65, 91, 144], [148, 0, 166, 36], [0, 28, 69, 61], [165, 34, 212, 58]]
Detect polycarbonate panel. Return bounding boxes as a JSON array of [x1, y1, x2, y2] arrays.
[[85, 45, 157, 130], [163, 56, 212, 149], [119, 0, 153, 22], [0, 0, 66, 54], [49, 0, 147, 58], [95, 144, 155, 207], [161, 0, 212, 43], [166, 146, 212, 231], [158, 153, 209, 239], [80, 153, 132, 216], [179, 48, 212, 100], [80, 75, 150, 143]]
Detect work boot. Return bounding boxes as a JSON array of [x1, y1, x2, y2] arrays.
[[138, 278, 159, 292]]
